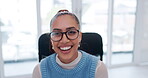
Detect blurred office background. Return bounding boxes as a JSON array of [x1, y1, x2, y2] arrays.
[[0, 0, 148, 78]]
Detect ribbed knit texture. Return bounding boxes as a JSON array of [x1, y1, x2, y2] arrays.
[[40, 50, 99, 78]]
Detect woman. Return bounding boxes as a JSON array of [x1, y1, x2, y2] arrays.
[[32, 10, 108, 78]]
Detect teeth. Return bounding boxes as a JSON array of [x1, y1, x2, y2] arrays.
[[60, 46, 71, 50]]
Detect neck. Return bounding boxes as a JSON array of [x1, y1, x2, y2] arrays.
[[58, 52, 78, 64]]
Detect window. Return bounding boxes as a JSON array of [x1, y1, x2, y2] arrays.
[[0, 0, 37, 77], [40, 0, 72, 33], [111, 0, 137, 65], [81, 0, 108, 62]]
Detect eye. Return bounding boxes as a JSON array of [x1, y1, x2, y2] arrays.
[[68, 30, 77, 35], [51, 32, 61, 37]]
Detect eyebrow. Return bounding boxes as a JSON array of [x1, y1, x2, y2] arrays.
[[52, 27, 77, 31], [66, 27, 76, 30], [52, 28, 61, 31]]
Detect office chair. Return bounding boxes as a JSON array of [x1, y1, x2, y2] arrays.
[[38, 32, 103, 62]]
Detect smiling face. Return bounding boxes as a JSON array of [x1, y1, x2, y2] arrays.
[[50, 15, 82, 64]]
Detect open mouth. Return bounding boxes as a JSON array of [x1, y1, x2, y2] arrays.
[[59, 46, 72, 51], [58, 46, 72, 54]]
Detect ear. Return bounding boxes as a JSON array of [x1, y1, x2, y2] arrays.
[[78, 32, 82, 42], [50, 40, 54, 46], [49, 39, 55, 53]]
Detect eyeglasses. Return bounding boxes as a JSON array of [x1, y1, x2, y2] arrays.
[[50, 29, 79, 42]]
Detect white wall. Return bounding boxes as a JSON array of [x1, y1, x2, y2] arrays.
[[134, 0, 148, 64]]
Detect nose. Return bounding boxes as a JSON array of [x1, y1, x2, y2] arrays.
[[60, 34, 69, 43]]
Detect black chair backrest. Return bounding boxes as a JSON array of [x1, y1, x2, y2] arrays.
[[79, 33, 103, 61], [38, 32, 103, 62]]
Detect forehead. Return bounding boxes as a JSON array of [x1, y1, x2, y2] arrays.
[[51, 15, 79, 31]]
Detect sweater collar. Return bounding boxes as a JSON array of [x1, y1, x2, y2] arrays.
[[56, 51, 82, 69]]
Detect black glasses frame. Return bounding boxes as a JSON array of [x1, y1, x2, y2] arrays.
[[50, 29, 79, 42]]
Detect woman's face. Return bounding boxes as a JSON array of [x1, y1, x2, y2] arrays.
[[51, 15, 82, 64]]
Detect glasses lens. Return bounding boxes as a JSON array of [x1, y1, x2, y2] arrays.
[[50, 32, 62, 41], [50, 29, 79, 41], [67, 30, 79, 40]]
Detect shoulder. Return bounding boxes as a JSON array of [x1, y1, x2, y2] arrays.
[[96, 61, 107, 70], [32, 63, 41, 78], [95, 61, 108, 78]]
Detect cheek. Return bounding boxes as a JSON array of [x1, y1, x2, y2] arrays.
[[73, 39, 81, 47], [72, 34, 82, 47], [51, 41, 59, 53], [51, 41, 58, 49]]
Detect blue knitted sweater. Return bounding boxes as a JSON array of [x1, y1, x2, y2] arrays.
[[40, 50, 99, 78]]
